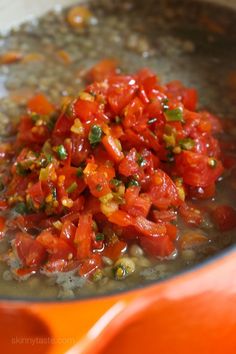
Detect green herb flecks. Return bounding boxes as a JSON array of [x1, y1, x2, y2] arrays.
[[165, 108, 184, 123], [88, 125, 103, 146], [57, 145, 68, 160]]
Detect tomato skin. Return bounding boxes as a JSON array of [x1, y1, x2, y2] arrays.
[[15, 233, 47, 268], [212, 205, 236, 231], [175, 151, 224, 187]]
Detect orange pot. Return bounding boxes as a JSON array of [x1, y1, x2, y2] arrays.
[[1, 248, 236, 354]]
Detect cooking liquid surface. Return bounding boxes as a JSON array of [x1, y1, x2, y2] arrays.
[[0, 0, 236, 299]]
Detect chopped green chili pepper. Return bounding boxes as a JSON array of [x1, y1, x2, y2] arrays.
[[96, 184, 103, 191], [137, 154, 147, 167], [88, 125, 102, 146], [66, 182, 78, 194], [179, 138, 195, 150], [165, 108, 184, 123], [57, 145, 68, 160], [77, 167, 84, 178], [95, 233, 105, 241], [16, 163, 30, 176], [14, 202, 28, 215], [110, 178, 122, 187], [128, 179, 140, 187]]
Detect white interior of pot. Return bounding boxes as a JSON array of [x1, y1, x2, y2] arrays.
[[0, 0, 235, 32]]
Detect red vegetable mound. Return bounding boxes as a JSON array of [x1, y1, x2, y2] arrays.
[[1, 60, 226, 277]]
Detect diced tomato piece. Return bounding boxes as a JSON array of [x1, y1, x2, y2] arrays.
[[53, 113, 73, 138], [188, 184, 216, 200], [152, 209, 177, 223], [182, 88, 198, 111], [79, 253, 102, 277], [148, 169, 181, 210], [122, 187, 151, 217], [123, 97, 145, 129], [27, 94, 54, 115], [102, 135, 124, 163], [103, 240, 127, 261], [27, 181, 45, 207], [74, 213, 93, 260], [37, 229, 75, 260], [135, 216, 166, 237], [73, 99, 99, 122], [108, 210, 134, 227], [118, 148, 139, 177], [212, 205, 236, 231], [87, 58, 118, 82], [140, 234, 175, 258], [15, 233, 47, 268], [0, 216, 6, 239], [179, 203, 203, 227], [86, 171, 111, 198], [175, 151, 224, 187], [107, 76, 137, 114], [60, 221, 77, 243], [18, 116, 49, 144]]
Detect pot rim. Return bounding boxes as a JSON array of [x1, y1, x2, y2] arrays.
[[1, 244, 235, 304]]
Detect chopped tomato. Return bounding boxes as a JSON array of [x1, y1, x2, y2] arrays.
[[175, 151, 224, 187], [27, 94, 54, 115], [102, 240, 127, 261], [74, 213, 93, 260], [15, 233, 47, 268], [212, 205, 236, 231], [37, 229, 75, 260], [87, 58, 118, 82], [148, 170, 181, 210], [140, 234, 175, 258], [79, 253, 102, 277]]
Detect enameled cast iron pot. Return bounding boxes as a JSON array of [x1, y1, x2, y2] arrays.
[[0, 1, 236, 353]]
